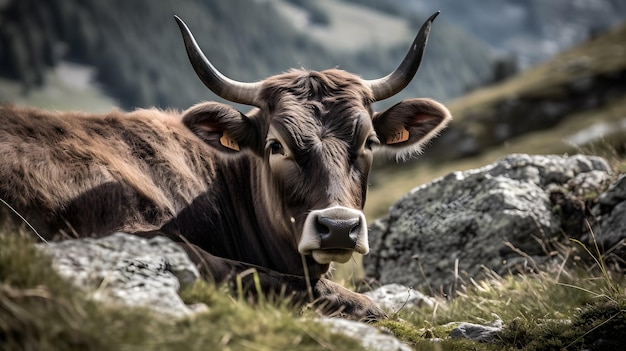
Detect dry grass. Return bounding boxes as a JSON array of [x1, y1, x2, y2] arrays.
[[3, 220, 625, 350], [447, 23, 626, 117], [376, 232, 626, 350]]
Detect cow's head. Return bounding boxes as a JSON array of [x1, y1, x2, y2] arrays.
[[176, 13, 451, 267]]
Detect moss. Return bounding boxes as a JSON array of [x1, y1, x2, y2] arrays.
[[495, 296, 626, 351], [376, 319, 426, 345], [572, 298, 626, 350], [376, 317, 501, 351]]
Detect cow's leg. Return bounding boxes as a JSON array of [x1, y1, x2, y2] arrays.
[[179, 242, 387, 322], [310, 278, 387, 322]]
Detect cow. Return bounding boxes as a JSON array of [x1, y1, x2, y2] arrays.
[[0, 12, 450, 321]]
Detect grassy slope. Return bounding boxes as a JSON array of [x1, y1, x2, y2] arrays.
[[448, 23, 626, 116], [3, 215, 625, 350], [380, 264, 626, 350], [365, 23, 626, 220], [0, 232, 365, 351]]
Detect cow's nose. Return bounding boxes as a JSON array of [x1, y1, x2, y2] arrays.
[[317, 216, 361, 249], [298, 206, 369, 262]]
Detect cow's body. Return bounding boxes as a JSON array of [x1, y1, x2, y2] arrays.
[[1, 106, 300, 271], [0, 13, 450, 321]]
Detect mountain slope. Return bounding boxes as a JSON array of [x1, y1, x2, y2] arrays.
[[0, 0, 492, 110], [366, 22, 626, 219]]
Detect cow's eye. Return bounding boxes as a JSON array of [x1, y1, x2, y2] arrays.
[[269, 140, 284, 155], [365, 136, 380, 150]]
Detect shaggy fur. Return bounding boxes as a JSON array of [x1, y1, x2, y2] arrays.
[[0, 68, 450, 321]]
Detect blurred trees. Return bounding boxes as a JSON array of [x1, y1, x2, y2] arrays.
[[0, 0, 339, 108], [0, 0, 493, 109]]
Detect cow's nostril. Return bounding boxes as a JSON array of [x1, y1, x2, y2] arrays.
[[317, 216, 360, 249], [316, 217, 331, 236]]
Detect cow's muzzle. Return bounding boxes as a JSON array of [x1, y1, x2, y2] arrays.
[[299, 206, 369, 264]]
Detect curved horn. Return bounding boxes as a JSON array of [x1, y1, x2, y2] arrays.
[[175, 15, 262, 106], [367, 11, 439, 101]]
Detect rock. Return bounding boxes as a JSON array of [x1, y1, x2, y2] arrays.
[[38, 233, 413, 348], [364, 154, 612, 292], [590, 174, 626, 253], [364, 283, 437, 311], [321, 318, 412, 351], [39, 232, 204, 318], [448, 320, 504, 343]]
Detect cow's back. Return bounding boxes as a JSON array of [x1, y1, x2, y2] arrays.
[[0, 105, 214, 239]]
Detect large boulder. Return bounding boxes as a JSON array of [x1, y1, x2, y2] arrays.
[[364, 154, 614, 292]]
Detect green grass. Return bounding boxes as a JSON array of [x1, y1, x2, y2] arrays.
[[446, 23, 626, 117]]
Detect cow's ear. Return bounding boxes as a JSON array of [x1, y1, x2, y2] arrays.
[[182, 102, 261, 154], [372, 98, 451, 160]]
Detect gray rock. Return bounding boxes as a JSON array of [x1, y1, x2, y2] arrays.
[[364, 283, 437, 312], [594, 174, 626, 214], [39, 232, 204, 318], [591, 174, 626, 251], [321, 318, 412, 351], [364, 154, 612, 292], [448, 320, 504, 343]]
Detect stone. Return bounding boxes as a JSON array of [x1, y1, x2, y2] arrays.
[[39, 232, 204, 318], [590, 174, 626, 254], [321, 318, 412, 351], [364, 154, 612, 293], [364, 283, 437, 312], [38, 233, 413, 348]]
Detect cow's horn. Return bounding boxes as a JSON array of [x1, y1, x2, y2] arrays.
[[367, 11, 439, 101], [175, 15, 262, 106]]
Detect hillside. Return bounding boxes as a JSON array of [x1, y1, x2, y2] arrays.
[[0, 0, 492, 111], [366, 23, 626, 219]]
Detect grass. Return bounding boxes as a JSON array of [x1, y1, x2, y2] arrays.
[[3, 213, 625, 350], [1, 15, 625, 351], [375, 237, 626, 350], [0, 232, 365, 351]]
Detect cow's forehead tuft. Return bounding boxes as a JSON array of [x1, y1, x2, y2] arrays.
[[260, 69, 373, 110], [261, 69, 373, 148]]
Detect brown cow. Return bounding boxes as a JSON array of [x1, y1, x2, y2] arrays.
[[0, 12, 450, 321]]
